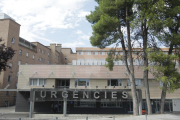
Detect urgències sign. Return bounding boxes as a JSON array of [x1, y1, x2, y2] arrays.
[[34, 89, 129, 101]]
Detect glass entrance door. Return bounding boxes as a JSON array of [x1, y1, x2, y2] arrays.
[[127, 101, 133, 113], [58, 101, 63, 113]]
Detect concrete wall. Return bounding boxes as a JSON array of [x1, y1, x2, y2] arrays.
[[17, 65, 180, 99], [61, 48, 77, 64], [173, 99, 180, 113]]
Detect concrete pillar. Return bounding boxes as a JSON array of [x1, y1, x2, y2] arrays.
[[29, 89, 35, 118], [63, 98, 67, 117], [138, 89, 142, 115]]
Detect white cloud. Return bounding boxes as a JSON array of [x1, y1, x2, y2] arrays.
[[62, 41, 85, 48], [76, 30, 83, 34], [0, 0, 89, 43], [77, 11, 90, 17], [75, 30, 90, 40], [80, 34, 90, 40], [62, 41, 85, 52]]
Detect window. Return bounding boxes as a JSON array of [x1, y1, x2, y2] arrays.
[[93, 59, 98, 61], [127, 79, 131, 86], [120, 52, 123, 55], [78, 59, 84, 61], [160, 81, 170, 87], [115, 52, 119, 55], [18, 61, 21, 65], [93, 52, 98, 55], [19, 50, 22, 55], [86, 59, 91, 61], [39, 49, 41, 52], [48, 53, 50, 57], [39, 79, 46, 86], [29, 78, 46, 86], [108, 79, 122, 86], [100, 59, 105, 61], [9, 62, 12, 69], [135, 79, 142, 86], [33, 55, 35, 60], [42, 50, 44, 54], [78, 52, 83, 55], [107, 52, 111, 55], [127, 79, 142, 86], [163, 52, 167, 54], [12, 38, 15, 44], [74, 101, 96, 107], [48, 61, 49, 64], [65, 57, 67, 60], [75, 79, 89, 86], [86, 52, 91, 55], [26, 52, 29, 57], [100, 52, 105, 55], [39, 58, 41, 61], [55, 55, 57, 59], [8, 76, 11, 82], [6, 91, 10, 96], [101, 101, 122, 108], [134, 52, 138, 55]]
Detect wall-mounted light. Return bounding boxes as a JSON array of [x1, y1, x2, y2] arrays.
[[96, 86, 98, 89], [34, 71, 37, 74], [52, 85, 54, 88], [105, 86, 107, 89], [50, 71, 53, 74]]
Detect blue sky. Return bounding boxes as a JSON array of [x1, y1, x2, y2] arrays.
[[0, 0, 98, 52]]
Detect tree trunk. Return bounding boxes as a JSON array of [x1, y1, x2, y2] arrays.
[[126, 4, 139, 116], [160, 83, 167, 114], [144, 67, 152, 114], [142, 19, 152, 114]]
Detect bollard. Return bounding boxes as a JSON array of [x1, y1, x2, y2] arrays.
[[56, 117, 58, 120], [113, 116, 115, 120], [19, 118, 21, 120], [86, 116, 88, 120], [145, 114, 147, 120]]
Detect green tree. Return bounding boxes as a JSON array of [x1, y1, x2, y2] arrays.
[[86, 0, 140, 115], [0, 38, 15, 72], [148, 51, 180, 113], [147, 0, 180, 114]]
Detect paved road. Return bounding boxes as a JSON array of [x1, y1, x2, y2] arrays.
[[0, 106, 180, 120]]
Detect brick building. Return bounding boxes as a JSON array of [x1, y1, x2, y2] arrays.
[[0, 13, 74, 106], [0, 13, 180, 116]]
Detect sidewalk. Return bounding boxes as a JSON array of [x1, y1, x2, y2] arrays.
[[0, 106, 180, 120]]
